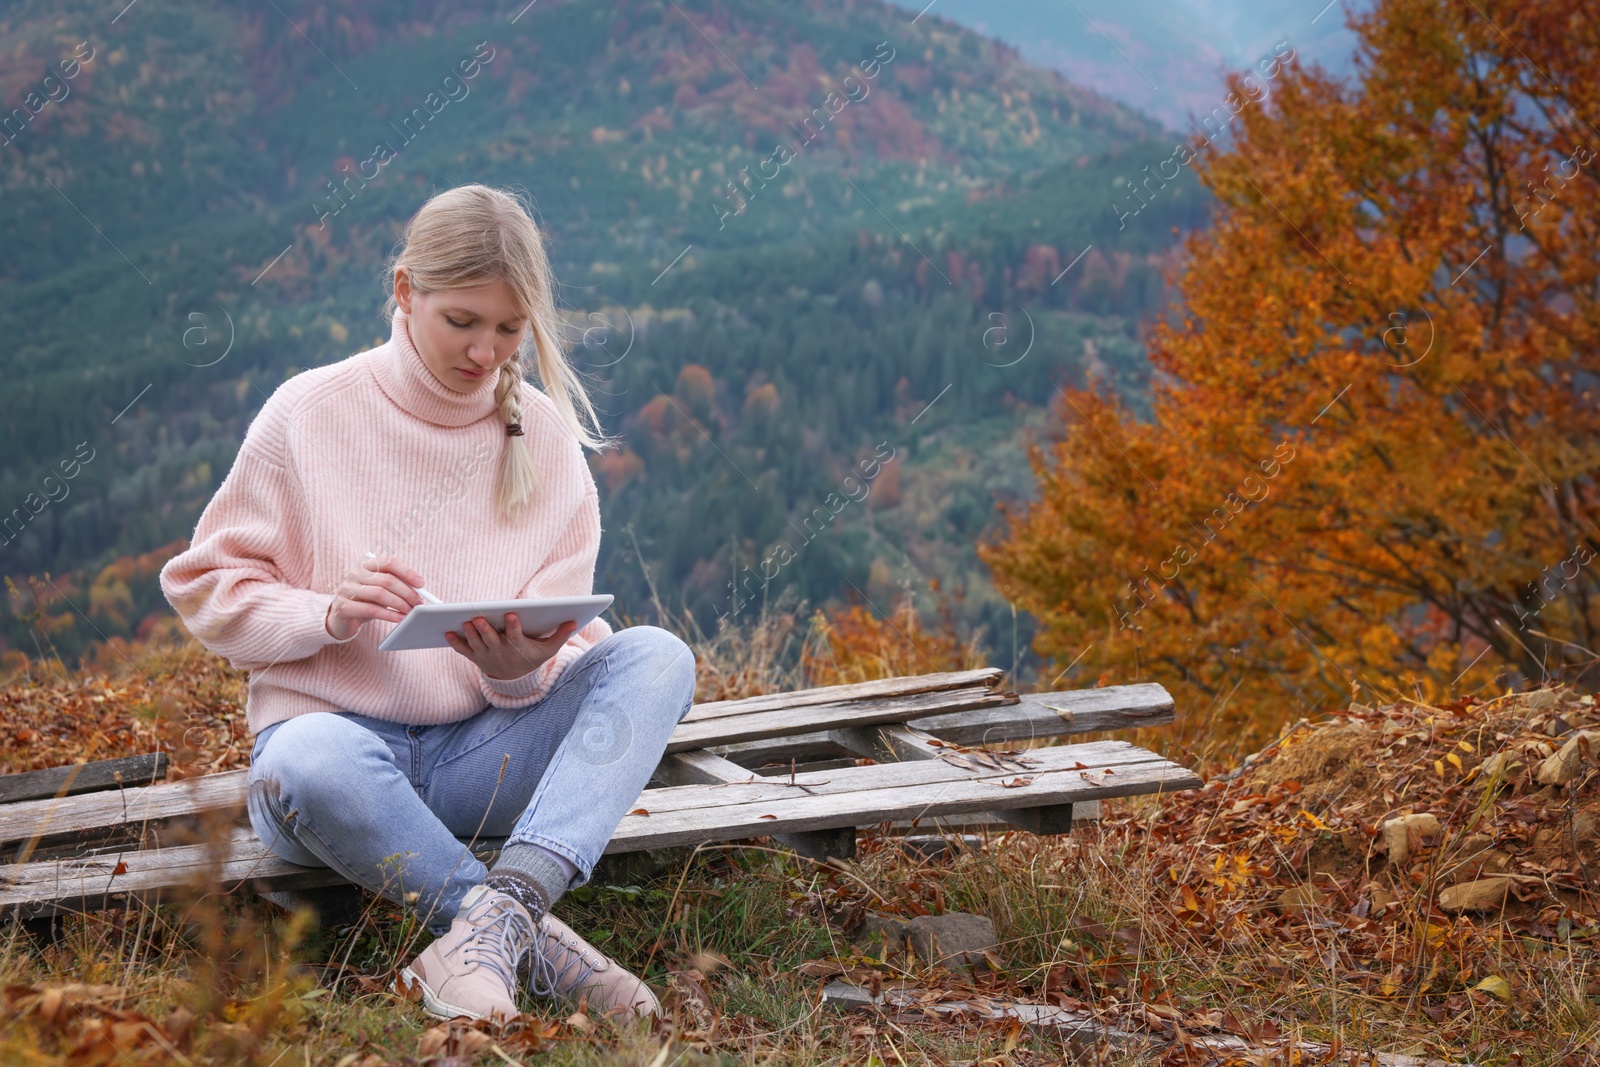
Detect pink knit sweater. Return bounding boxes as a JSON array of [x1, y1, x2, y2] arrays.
[[159, 307, 613, 736]]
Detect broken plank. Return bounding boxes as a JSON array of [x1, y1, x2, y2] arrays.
[[824, 980, 1149, 1051], [666, 685, 1013, 753], [715, 683, 1172, 768], [822, 982, 1473, 1066], [0, 752, 168, 806], [683, 668, 1004, 724]]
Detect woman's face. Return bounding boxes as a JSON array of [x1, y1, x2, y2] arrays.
[[395, 271, 528, 393]]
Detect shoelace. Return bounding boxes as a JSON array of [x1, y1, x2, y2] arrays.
[[526, 921, 603, 1001], [457, 896, 537, 995]]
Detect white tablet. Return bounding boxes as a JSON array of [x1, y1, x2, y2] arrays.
[[376, 595, 614, 652]]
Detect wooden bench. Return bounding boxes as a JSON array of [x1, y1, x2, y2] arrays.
[[0, 670, 1199, 922]]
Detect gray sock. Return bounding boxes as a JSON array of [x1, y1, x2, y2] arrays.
[[491, 841, 573, 909]]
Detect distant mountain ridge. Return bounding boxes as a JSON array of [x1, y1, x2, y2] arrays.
[[900, 0, 1369, 131]]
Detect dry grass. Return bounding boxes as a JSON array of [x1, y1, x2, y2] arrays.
[[2, 612, 1598, 1064]]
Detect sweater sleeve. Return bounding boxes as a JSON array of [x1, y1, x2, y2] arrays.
[[479, 485, 614, 708], [159, 416, 358, 672]]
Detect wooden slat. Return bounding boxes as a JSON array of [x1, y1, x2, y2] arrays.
[[0, 825, 416, 919], [0, 771, 250, 849], [0, 753, 168, 805], [666, 685, 1011, 753], [603, 747, 1196, 848], [652, 750, 758, 787], [1, 744, 1201, 918], [683, 668, 1004, 723], [826, 723, 943, 763], [716, 683, 1172, 768], [622, 741, 1166, 817]]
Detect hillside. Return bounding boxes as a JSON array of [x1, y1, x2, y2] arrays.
[[0, 0, 1205, 670]]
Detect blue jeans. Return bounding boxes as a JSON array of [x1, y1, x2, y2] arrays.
[[245, 625, 696, 936]]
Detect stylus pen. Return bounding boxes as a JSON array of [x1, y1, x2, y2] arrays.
[[365, 551, 445, 604]]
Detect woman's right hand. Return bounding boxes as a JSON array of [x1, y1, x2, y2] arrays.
[[325, 554, 428, 641]]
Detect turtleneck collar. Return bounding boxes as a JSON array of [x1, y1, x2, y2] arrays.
[[369, 306, 503, 428]]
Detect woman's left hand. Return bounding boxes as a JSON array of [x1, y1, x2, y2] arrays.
[[445, 613, 579, 680]]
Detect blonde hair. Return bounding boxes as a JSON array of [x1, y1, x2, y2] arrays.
[[381, 183, 610, 522]]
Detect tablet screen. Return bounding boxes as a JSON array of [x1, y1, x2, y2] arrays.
[[376, 595, 614, 652]]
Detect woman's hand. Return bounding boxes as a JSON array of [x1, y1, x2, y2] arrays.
[[325, 554, 429, 641], [446, 614, 579, 680]]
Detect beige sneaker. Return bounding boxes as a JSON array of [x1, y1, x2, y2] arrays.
[[399, 884, 536, 1023], [526, 912, 660, 1020]]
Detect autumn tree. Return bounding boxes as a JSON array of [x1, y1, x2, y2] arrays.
[[982, 0, 1600, 750]]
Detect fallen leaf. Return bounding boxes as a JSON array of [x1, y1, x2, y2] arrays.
[[1473, 975, 1512, 1001], [759, 813, 778, 820], [626, 807, 649, 816], [998, 776, 1035, 787], [798, 960, 846, 978]]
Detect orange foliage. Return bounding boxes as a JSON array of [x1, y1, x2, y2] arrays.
[[982, 0, 1600, 751], [675, 363, 716, 409], [743, 381, 779, 416], [803, 586, 986, 687], [591, 446, 645, 493]]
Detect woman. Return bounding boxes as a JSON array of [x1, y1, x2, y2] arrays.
[[159, 183, 696, 1025]]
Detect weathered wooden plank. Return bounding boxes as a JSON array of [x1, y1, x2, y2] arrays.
[[824, 980, 1150, 1050], [683, 668, 1004, 724], [604, 756, 1199, 849], [615, 741, 1167, 818], [666, 685, 1012, 753], [0, 824, 443, 920], [826, 723, 943, 763], [823, 982, 1470, 1066], [0, 770, 248, 849], [0, 753, 168, 805], [652, 750, 757, 788], [716, 683, 1172, 768]]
